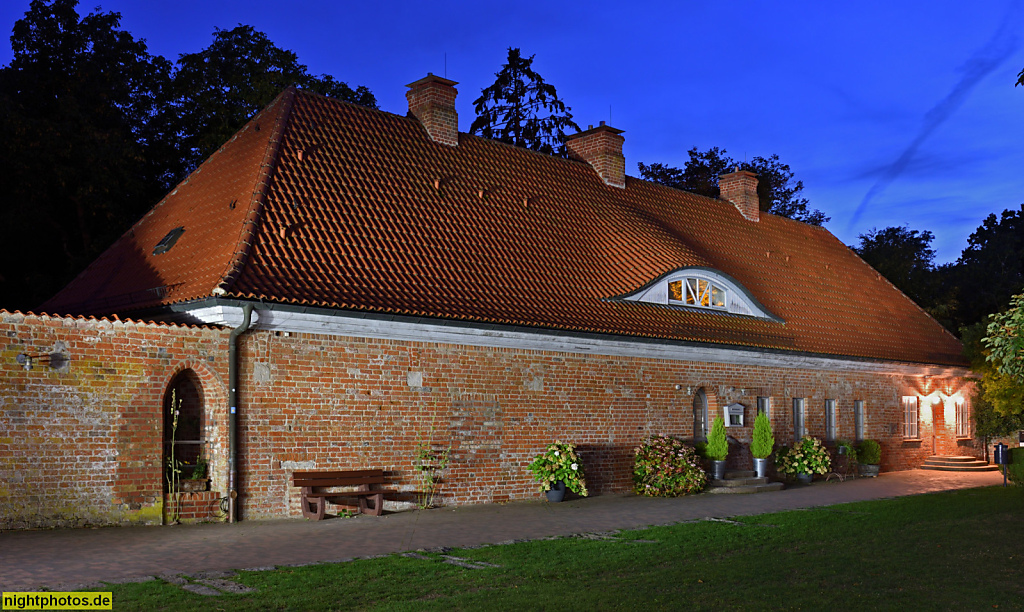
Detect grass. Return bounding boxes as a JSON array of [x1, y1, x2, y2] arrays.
[[91, 486, 1023, 610]]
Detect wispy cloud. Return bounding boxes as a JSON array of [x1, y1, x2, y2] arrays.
[[847, 1, 1023, 231]]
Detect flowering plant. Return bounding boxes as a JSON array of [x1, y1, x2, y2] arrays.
[[528, 442, 588, 496], [775, 436, 832, 476], [633, 435, 707, 496]]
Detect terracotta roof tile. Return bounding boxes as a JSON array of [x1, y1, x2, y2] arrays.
[[43, 89, 965, 366]]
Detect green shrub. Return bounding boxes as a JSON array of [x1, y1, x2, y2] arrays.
[[706, 416, 728, 461], [857, 439, 882, 465], [751, 413, 774, 458], [1008, 446, 1024, 486], [633, 435, 708, 496], [528, 442, 588, 496], [776, 436, 831, 476]]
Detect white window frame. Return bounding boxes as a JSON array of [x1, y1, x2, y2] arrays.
[[792, 398, 805, 442], [825, 399, 837, 441], [854, 400, 865, 441], [955, 397, 969, 438], [902, 396, 919, 439], [757, 396, 771, 419], [619, 268, 780, 320]]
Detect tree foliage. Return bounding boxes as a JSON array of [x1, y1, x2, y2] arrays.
[[953, 206, 1024, 330], [962, 321, 1024, 433], [0, 0, 174, 310], [170, 25, 376, 174], [0, 2, 375, 311], [470, 47, 579, 156], [638, 147, 829, 226], [852, 226, 937, 306]]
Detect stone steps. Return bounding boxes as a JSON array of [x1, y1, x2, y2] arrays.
[[920, 455, 999, 472], [706, 471, 784, 494]]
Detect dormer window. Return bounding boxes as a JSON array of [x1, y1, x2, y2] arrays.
[[669, 278, 727, 310], [617, 267, 781, 322]]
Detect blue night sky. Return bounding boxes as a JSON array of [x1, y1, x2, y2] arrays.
[[3, 1, 1022, 264]]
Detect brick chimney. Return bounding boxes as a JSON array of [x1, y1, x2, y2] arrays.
[[719, 168, 759, 221], [406, 73, 458, 147], [566, 122, 625, 189]]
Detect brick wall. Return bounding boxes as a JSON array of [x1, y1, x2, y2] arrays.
[[232, 329, 979, 519], [1, 310, 983, 528], [0, 311, 229, 529]]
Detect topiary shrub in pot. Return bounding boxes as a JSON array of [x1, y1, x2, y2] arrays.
[[633, 435, 708, 496], [706, 417, 729, 480], [750, 412, 775, 478], [857, 439, 882, 477]]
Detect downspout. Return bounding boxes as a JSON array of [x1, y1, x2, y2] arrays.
[[228, 304, 254, 523]]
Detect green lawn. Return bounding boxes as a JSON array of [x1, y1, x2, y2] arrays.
[[95, 486, 1024, 610]]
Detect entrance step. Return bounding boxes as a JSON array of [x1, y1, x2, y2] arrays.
[[706, 471, 784, 494], [920, 456, 999, 472]]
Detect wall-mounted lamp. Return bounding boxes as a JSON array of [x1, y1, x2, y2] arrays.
[[674, 384, 693, 395], [15, 352, 64, 371]]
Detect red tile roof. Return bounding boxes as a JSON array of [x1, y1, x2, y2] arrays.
[[43, 87, 966, 366]]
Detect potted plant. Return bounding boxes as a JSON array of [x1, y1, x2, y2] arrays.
[[528, 442, 588, 502], [633, 435, 708, 496], [178, 455, 209, 493], [706, 417, 729, 480], [857, 439, 881, 477], [776, 436, 831, 484], [750, 412, 775, 478]]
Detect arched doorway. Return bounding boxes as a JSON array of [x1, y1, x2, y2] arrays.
[[693, 388, 708, 441], [164, 370, 205, 486]]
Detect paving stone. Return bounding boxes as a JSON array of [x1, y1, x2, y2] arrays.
[[441, 556, 500, 569], [401, 552, 432, 560], [52, 581, 105, 590], [157, 574, 188, 586], [103, 575, 156, 584], [180, 583, 223, 596], [188, 570, 236, 580], [238, 566, 277, 572], [196, 579, 255, 594]]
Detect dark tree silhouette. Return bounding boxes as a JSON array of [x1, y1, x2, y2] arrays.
[[638, 147, 829, 226], [470, 47, 579, 156]]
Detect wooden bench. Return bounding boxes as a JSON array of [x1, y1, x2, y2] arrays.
[[292, 469, 396, 519]]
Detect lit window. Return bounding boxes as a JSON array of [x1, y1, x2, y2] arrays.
[[955, 398, 969, 438], [825, 399, 837, 441], [902, 396, 919, 439], [854, 400, 865, 441], [668, 277, 727, 311], [621, 267, 780, 321]]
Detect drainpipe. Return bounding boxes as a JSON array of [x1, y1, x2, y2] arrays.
[[228, 304, 254, 523]]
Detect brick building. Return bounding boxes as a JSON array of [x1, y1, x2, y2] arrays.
[[2, 75, 976, 529]]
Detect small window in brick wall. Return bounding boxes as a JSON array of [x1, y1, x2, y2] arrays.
[[164, 370, 205, 484]]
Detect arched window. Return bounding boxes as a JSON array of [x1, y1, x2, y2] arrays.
[[164, 370, 205, 485], [693, 389, 708, 441], [617, 267, 780, 321]]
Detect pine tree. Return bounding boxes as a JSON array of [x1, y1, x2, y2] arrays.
[[470, 48, 579, 156]]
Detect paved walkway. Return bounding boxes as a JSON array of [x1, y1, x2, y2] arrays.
[[0, 469, 1005, 591]]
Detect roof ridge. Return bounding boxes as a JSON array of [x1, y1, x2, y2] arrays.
[[214, 85, 298, 295]]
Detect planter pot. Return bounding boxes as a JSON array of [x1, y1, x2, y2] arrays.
[[546, 480, 566, 503], [711, 460, 727, 481], [796, 473, 813, 485], [175, 478, 209, 493], [753, 457, 769, 478], [858, 464, 880, 478]]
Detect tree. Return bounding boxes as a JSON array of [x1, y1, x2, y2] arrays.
[[1017, 67, 1023, 87], [962, 321, 1024, 434], [0, 0, 174, 310], [638, 147, 829, 226], [952, 206, 1024, 330], [852, 226, 937, 306], [170, 25, 377, 175], [470, 47, 579, 156]]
